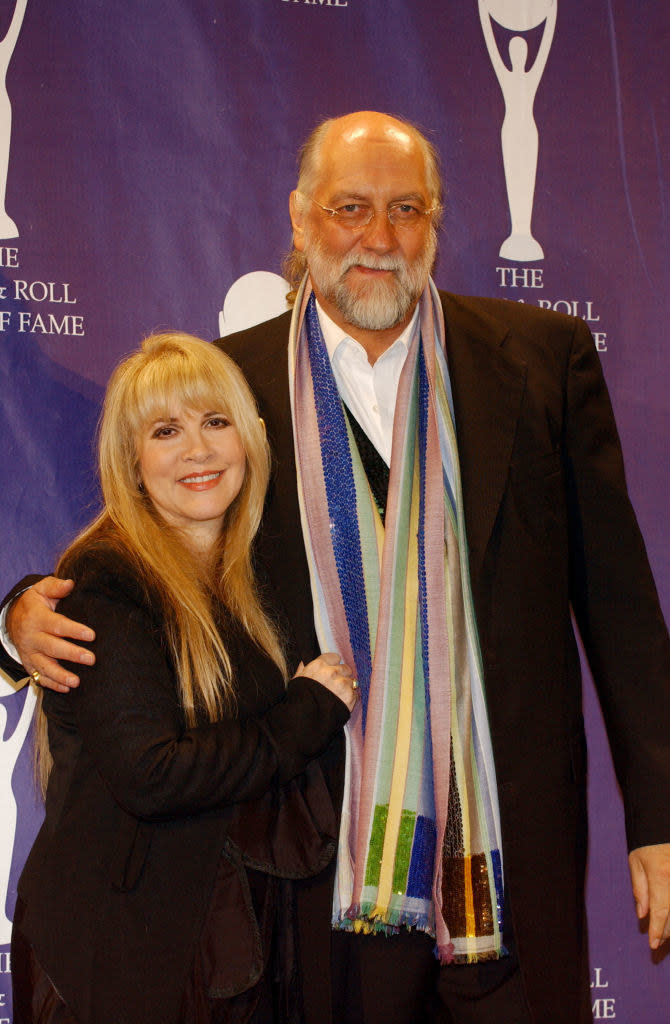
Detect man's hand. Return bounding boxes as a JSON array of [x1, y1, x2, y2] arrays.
[[7, 576, 95, 692], [629, 843, 670, 950]]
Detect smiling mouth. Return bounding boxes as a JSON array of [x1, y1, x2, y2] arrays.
[[179, 471, 223, 485]]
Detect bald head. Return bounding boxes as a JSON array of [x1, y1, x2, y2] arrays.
[[297, 111, 443, 210]]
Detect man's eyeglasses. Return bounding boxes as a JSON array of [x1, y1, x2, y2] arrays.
[[297, 191, 440, 230]]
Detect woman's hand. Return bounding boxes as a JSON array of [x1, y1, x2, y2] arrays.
[[294, 652, 358, 712]]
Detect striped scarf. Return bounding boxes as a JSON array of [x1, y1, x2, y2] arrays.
[[288, 277, 505, 963]]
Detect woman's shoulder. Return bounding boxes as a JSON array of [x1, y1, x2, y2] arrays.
[[60, 540, 154, 613]]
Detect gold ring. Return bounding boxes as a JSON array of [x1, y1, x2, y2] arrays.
[[30, 669, 41, 685], [352, 679, 359, 690]]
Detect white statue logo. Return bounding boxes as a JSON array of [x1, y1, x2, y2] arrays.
[[218, 271, 291, 338], [1, 680, 36, 944], [0, 0, 28, 239], [479, 0, 556, 261]]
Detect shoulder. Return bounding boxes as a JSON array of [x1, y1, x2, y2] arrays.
[[59, 542, 154, 617], [439, 289, 582, 340], [437, 289, 594, 374], [215, 310, 292, 373]]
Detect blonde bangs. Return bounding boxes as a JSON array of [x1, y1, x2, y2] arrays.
[[124, 342, 237, 441]]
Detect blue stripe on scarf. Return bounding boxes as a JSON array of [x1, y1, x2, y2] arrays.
[[305, 297, 373, 720], [406, 814, 437, 899], [411, 348, 440, 904], [417, 345, 431, 714], [491, 849, 504, 930]]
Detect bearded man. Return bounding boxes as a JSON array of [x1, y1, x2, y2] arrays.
[[4, 111, 670, 1024]]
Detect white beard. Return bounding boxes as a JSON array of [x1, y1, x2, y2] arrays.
[[305, 228, 437, 332]]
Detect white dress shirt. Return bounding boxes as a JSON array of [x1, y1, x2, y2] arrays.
[[316, 301, 418, 467]]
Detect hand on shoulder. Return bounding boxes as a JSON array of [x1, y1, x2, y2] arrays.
[[7, 575, 95, 692]]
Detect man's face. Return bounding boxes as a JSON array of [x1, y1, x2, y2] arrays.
[[291, 121, 437, 334]]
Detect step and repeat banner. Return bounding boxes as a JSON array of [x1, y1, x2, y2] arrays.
[[0, 1, 668, 1019]]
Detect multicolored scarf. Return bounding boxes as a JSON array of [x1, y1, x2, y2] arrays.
[[288, 277, 505, 963]]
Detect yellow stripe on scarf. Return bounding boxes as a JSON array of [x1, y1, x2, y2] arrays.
[[372, 458, 421, 919]]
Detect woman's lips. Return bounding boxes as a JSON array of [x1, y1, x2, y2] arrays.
[[178, 470, 223, 490]]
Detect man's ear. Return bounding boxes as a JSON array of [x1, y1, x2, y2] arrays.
[[289, 190, 306, 253]]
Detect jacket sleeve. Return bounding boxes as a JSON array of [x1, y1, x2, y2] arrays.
[[48, 580, 349, 822], [564, 317, 670, 849], [0, 573, 45, 680]]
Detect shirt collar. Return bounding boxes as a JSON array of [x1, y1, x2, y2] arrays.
[[315, 300, 419, 363]]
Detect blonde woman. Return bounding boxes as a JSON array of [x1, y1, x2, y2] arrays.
[[11, 333, 355, 1024]]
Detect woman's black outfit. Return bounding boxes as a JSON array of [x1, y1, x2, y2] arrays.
[[11, 545, 349, 1024]]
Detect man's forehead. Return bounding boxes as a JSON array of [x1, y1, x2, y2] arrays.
[[323, 114, 419, 160], [315, 120, 429, 196], [337, 119, 416, 151]]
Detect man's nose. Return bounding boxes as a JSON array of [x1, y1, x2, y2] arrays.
[[360, 209, 397, 251]]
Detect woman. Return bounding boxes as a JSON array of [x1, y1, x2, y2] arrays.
[[11, 332, 356, 1024]]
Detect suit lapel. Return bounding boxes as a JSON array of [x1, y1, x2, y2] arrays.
[[441, 293, 527, 585]]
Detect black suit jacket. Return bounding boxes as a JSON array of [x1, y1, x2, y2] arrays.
[[219, 291, 670, 1023]]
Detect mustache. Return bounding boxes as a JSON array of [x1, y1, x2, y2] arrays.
[[339, 253, 406, 274]]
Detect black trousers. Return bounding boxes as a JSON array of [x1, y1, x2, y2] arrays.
[[11, 897, 277, 1024], [330, 929, 532, 1024]]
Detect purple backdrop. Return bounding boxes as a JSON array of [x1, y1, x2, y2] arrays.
[[1, 1, 668, 1019]]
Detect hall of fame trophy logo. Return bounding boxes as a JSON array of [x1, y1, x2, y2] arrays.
[[478, 0, 556, 262], [218, 271, 291, 338], [0, 675, 36, 945], [0, 0, 28, 239]]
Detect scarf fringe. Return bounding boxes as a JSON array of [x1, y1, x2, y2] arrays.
[[332, 907, 434, 937], [436, 943, 510, 966]]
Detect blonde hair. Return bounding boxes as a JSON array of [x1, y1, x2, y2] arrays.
[[282, 112, 444, 294], [36, 332, 285, 792]]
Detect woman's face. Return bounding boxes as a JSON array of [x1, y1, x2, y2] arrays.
[[137, 403, 246, 554]]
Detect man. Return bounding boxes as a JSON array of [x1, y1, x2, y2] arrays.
[[3, 112, 670, 1023]]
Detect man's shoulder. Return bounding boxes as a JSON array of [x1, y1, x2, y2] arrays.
[[438, 289, 576, 332], [215, 310, 292, 370], [437, 289, 587, 361]]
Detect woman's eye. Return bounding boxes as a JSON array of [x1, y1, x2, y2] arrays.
[[152, 425, 176, 438], [206, 416, 230, 428]]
